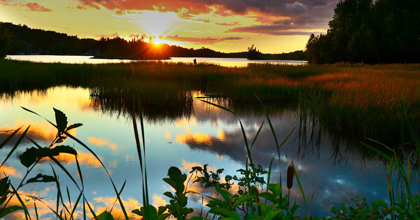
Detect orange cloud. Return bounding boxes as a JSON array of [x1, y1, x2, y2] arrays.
[[87, 136, 117, 151], [175, 132, 213, 146], [164, 34, 243, 44], [152, 194, 167, 207], [0, 165, 22, 178], [180, 160, 215, 173], [215, 22, 239, 26], [217, 130, 225, 141], [0, 118, 77, 145], [165, 132, 171, 139], [175, 117, 197, 127], [93, 196, 141, 219], [26, 2, 52, 12], [40, 150, 101, 168]]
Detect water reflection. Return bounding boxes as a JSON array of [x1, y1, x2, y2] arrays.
[[0, 86, 417, 218], [89, 87, 194, 122]]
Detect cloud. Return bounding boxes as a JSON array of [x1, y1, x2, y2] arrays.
[[74, 0, 339, 36], [93, 196, 141, 219], [87, 136, 117, 151], [93, 32, 120, 38], [26, 2, 52, 12], [40, 150, 102, 168], [75, 0, 339, 19], [226, 21, 325, 36], [0, 1, 52, 11], [215, 22, 239, 26], [76, 0, 210, 15], [175, 130, 247, 163], [0, 165, 22, 178], [180, 160, 216, 173], [164, 34, 243, 44], [175, 117, 197, 127], [0, 118, 77, 147], [0, 0, 10, 6], [152, 194, 167, 207]]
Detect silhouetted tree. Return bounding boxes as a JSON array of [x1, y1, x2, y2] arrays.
[[306, 0, 420, 64], [0, 24, 12, 58], [247, 44, 261, 60]]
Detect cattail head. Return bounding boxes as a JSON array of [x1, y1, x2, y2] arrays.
[[287, 165, 294, 189]]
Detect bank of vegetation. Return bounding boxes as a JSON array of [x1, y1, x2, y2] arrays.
[[305, 0, 420, 64]]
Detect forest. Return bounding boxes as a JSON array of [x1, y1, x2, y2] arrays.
[[305, 0, 420, 64]]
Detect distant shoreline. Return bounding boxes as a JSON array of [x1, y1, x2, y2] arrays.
[[92, 54, 171, 60]]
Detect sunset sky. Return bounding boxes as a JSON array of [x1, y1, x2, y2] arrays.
[[0, 0, 339, 53]]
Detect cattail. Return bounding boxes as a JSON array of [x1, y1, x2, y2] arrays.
[[287, 165, 294, 189]]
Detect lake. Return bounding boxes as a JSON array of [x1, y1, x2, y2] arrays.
[[5, 55, 307, 67], [0, 58, 408, 219]]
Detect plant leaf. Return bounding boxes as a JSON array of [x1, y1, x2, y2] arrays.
[[0, 126, 21, 151], [216, 187, 233, 203], [19, 147, 38, 168], [26, 173, 56, 184], [1, 126, 29, 167], [53, 145, 77, 155], [65, 123, 83, 132], [0, 206, 24, 218], [54, 108, 68, 133], [232, 195, 255, 208], [97, 211, 114, 220]]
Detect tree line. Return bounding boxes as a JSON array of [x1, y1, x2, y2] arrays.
[[0, 22, 305, 60], [306, 0, 420, 64]]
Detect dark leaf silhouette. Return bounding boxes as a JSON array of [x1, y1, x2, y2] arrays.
[[26, 173, 56, 184], [54, 108, 68, 133]]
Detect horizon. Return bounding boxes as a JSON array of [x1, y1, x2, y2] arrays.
[[0, 0, 338, 54]]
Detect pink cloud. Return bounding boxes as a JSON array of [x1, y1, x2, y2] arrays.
[[76, 0, 210, 15], [0, 0, 10, 6], [164, 34, 242, 44], [93, 32, 120, 38], [1, 1, 52, 11], [26, 2, 52, 12]]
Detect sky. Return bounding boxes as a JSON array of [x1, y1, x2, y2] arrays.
[[0, 0, 339, 54]]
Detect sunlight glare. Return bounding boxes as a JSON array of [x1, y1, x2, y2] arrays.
[[141, 11, 176, 37]]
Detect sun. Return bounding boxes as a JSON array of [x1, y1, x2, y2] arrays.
[[153, 37, 163, 45]]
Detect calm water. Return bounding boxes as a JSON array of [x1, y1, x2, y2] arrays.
[[0, 85, 397, 219], [5, 55, 307, 67]]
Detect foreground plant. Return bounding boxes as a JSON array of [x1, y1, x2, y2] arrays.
[[0, 108, 85, 219], [0, 107, 131, 220]]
